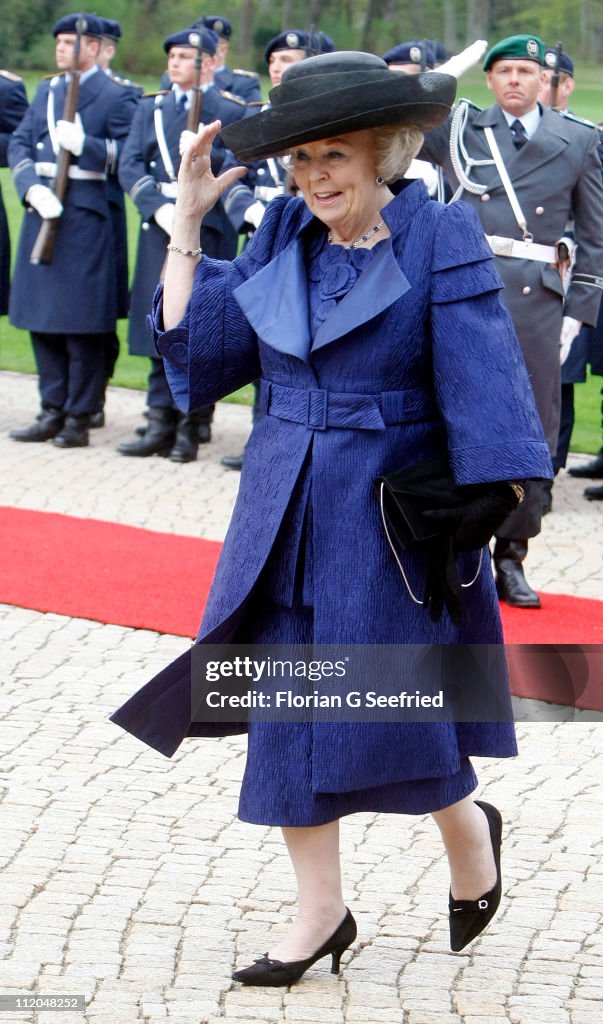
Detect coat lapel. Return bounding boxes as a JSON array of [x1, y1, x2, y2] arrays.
[[234, 211, 412, 360], [77, 67, 105, 112], [312, 239, 411, 352], [233, 238, 311, 362]]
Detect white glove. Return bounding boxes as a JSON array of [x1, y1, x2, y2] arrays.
[[56, 113, 85, 156], [404, 158, 439, 196], [179, 129, 198, 156], [25, 184, 63, 219], [437, 40, 488, 79], [243, 200, 266, 230], [154, 203, 175, 237], [559, 315, 582, 365]]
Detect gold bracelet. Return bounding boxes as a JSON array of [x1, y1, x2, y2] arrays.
[[166, 243, 203, 257], [508, 483, 525, 503]]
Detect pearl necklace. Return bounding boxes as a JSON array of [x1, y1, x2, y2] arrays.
[[327, 220, 384, 249]]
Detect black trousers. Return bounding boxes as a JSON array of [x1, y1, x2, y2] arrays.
[[31, 331, 108, 417]]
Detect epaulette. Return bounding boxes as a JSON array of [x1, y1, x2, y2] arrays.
[[454, 97, 482, 113], [111, 73, 141, 89], [232, 69, 260, 79], [43, 71, 66, 80], [246, 100, 265, 108], [559, 110, 597, 130], [0, 70, 23, 82], [219, 89, 246, 106], [142, 89, 170, 99]]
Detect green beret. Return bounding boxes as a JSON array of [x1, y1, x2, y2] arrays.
[[482, 34, 545, 71]]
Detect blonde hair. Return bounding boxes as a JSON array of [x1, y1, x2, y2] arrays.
[[372, 125, 424, 182]]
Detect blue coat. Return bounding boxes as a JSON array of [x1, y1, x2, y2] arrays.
[[0, 72, 28, 315], [119, 86, 247, 355], [214, 66, 262, 104], [8, 68, 137, 333], [111, 183, 552, 784]]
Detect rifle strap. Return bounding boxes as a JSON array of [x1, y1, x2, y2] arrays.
[[154, 95, 177, 183]]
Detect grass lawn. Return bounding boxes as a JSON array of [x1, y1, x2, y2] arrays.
[[0, 66, 601, 449]]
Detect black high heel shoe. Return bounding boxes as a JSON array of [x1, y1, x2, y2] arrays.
[[449, 800, 503, 952], [232, 908, 357, 987]]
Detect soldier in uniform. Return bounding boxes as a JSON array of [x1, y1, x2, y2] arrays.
[[0, 70, 28, 316], [91, 17, 142, 428], [116, 26, 247, 462], [8, 12, 137, 448], [421, 34, 603, 606], [199, 15, 262, 103]]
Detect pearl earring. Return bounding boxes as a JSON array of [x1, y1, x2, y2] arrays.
[[375, 176, 385, 185]]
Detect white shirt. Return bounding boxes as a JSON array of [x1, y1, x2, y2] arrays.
[[501, 103, 542, 140]]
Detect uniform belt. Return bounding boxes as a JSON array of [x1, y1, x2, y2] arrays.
[[258, 380, 437, 431], [158, 182, 179, 199], [35, 162, 106, 181], [485, 234, 557, 262]]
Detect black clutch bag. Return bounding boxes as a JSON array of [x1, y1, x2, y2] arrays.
[[374, 457, 467, 552], [373, 457, 484, 623]]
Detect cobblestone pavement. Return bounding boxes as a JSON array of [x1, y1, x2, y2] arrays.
[[0, 370, 602, 1024]]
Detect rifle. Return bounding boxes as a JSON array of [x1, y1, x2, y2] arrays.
[[420, 40, 428, 73], [550, 41, 563, 110], [30, 16, 85, 265], [187, 31, 204, 131], [158, 31, 204, 283]]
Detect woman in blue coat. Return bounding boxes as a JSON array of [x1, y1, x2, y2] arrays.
[[111, 54, 552, 983]]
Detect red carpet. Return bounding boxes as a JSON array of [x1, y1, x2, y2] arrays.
[[0, 506, 220, 639], [1, 506, 601, 709]]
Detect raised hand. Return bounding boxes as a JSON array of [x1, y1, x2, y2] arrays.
[[175, 120, 246, 223]]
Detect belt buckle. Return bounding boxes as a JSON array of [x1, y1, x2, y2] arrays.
[[306, 389, 328, 430], [490, 235, 514, 257]]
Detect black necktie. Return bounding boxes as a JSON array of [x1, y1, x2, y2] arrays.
[[510, 118, 528, 150]]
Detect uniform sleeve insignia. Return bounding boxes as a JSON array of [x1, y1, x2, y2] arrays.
[[220, 90, 246, 105], [232, 69, 260, 79], [0, 70, 24, 82]]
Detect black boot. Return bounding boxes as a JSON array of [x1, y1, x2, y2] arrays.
[[220, 453, 244, 470], [53, 415, 90, 448], [89, 410, 105, 429], [494, 539, 541, 608], [10, 407, 64, 442], [117, 408, 177, 457], [169, 414, 203, 463], [584, 483, 603, 501], [567, 448, 603, 479], [196, 404, 213, 444]]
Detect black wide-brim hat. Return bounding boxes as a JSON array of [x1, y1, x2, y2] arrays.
[[221, 51, 456, 161]]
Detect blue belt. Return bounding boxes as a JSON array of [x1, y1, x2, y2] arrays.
[[258, 380, 437, 431]]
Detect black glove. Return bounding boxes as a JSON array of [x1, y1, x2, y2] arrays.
[[422, 534, 464, 626], [422, 481, 522, 552]]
